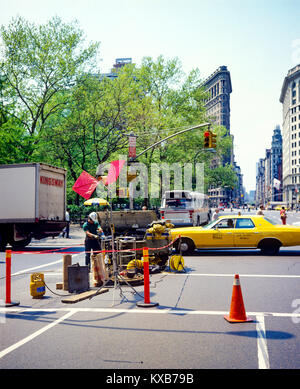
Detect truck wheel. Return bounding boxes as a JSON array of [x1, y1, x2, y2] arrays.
[[0, 236, 7, 252], [9, 237, 32, 250]]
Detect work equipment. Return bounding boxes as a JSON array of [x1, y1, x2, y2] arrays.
[[96, 209, 158, 237], [68, 264, 90, 293], [30, 273, 46, 299], [114, 220, 174, 272], [169, 255, 185, 272]]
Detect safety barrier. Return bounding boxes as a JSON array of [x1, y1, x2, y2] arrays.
[[136, 247, 159, 308], [10, 237, 179, 255], [2, 237, 180, 306], [4, 250, 20, 307]]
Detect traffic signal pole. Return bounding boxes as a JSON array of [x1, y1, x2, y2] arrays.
[[126, 122, 212, 208], [129, 122, 211, 162]]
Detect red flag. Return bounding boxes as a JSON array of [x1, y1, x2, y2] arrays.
[[72, 171, 99, 199], [106, 160, 126, 185]]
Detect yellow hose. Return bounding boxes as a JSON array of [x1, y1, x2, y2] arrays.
[[170, 255, 185, 271], [127, 259, 144, 270]]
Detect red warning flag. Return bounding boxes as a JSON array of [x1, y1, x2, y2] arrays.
[[106, 159, 126, 185], [72, 171, 99, 199]]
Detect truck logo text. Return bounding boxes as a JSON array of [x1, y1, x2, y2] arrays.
[[40, 176, 63, 187]]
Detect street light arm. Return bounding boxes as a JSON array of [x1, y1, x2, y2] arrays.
[[130, 122, 211, 161]]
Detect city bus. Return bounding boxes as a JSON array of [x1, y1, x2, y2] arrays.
[[159, 190, 211, 226]]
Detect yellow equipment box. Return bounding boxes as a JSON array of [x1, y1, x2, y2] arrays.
[[30, 273, 46, 298]]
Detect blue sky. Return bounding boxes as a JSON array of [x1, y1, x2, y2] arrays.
[[1, 0, 300, 191]]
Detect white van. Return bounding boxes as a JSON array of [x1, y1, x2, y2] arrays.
[[160, 190, 211, 226]]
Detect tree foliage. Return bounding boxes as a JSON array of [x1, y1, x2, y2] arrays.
[[0, 16, 236, 204], [0, 16, 99, 161]]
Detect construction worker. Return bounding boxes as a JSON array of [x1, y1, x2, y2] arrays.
[[82, 212, 104, 271]]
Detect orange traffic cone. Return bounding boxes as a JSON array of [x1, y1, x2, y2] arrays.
[[224, 274, 253, 323]]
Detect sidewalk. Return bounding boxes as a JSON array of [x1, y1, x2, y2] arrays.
[[29, 224, 85, 247]]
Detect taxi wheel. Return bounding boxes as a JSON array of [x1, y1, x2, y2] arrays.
[[259, 240, 280, 255], [176, 238, 195, 255]]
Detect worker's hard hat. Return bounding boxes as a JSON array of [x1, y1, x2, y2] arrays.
[[88, 212, 98, 222]]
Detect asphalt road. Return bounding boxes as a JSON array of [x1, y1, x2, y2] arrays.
[[1, 211, 300, 373]]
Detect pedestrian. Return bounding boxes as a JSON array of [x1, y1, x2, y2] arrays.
[[63, 208, 70, 238], [82, 212, 105, 271], [280, 206, 287, 225], [256, 205, 264, 215], [212, 208, 220, 220]]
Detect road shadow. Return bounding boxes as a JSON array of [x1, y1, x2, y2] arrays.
[[227, 330, 294, 339], [3, 309, 294, 341], [182, 249, 300, 257]]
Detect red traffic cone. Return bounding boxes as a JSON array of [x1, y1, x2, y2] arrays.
[[224, 274, 253, 323]]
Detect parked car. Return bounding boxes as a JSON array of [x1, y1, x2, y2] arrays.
[[171, 215, 300, 255]]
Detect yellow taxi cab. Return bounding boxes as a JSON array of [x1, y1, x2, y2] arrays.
[[274, 205, 290, 211], [170, 215, 300, 255]]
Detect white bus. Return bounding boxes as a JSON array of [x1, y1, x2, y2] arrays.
[[160, 190, 211, 226]]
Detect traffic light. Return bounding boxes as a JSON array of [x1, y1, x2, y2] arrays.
[[204, 131, 211, 148], [210, 132, 217, 148]]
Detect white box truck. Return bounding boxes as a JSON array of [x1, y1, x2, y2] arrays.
[[0, 163, 67, 250]]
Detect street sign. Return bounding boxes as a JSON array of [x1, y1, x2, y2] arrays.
[[128, 135, 137, 158]]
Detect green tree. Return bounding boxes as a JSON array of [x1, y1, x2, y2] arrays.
[[134, 56, 209, 166], [41, 65, 148, 203], [0, 16, 99, 160], [205, 163, 237, 190]]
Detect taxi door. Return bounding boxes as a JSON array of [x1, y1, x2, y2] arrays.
[[206, 218, 235, 247], [233, 218, 261, 247]]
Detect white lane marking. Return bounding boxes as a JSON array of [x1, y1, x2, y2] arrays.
[[12, 253, 83, 276], [12, 259, 64, 276], [1, 307, 300, 319], [0, 310, 75, 360], [165, 273, 300, 278], [256, 315, 270, 369]]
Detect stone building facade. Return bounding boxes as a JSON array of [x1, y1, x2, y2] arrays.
[[201, 66, 244, 206], [279, 64, 300, 207]]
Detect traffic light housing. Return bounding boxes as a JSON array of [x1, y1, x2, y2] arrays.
[[204, 131, 211, 148], [210, 132, 217, 148]]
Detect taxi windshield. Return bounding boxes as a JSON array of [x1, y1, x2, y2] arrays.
[[202, 219, 219, 229]]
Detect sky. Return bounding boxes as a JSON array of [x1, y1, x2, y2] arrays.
[[1, 0, 300, 192]]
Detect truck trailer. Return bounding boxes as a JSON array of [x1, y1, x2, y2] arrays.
[[0, 163, 67, 251]]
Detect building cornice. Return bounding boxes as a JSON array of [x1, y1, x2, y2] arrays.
[[279, 64, 300, 103], [201, 66, 232, 93]]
